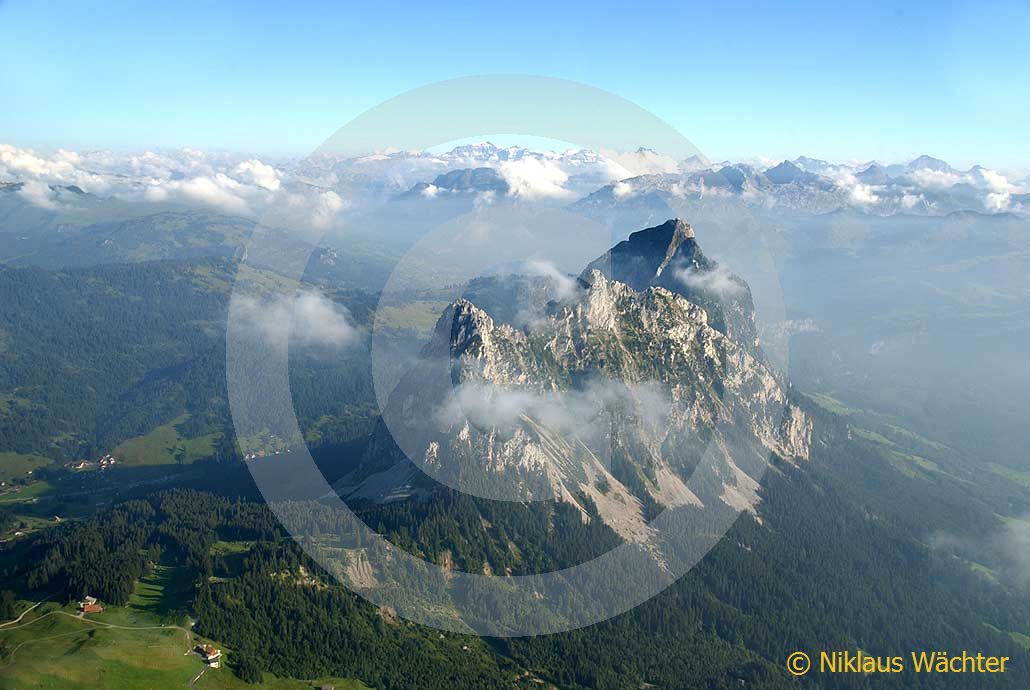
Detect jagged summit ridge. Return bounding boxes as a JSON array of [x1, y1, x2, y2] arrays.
[[580, 218, 700, 291], [580, 218, 759, 350]]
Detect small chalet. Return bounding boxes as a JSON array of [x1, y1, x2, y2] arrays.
[[196, 643, 222, 668], [78, 596, 103, 614]]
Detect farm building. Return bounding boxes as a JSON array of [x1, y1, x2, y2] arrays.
[[78, 596, 103, 614], [196, 643, 222, 668]]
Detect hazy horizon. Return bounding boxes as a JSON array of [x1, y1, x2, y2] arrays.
[[3, 1, 1029, 168]]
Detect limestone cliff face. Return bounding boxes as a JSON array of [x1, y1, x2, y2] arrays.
[[580, 218, 761, 352], [339, 220, 811, 542]]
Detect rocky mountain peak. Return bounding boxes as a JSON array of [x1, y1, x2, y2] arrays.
[[579, 218, 700, 292], [341, 225, 815, 547], [907, 155, 952, 172], [580, 218, 758, 350], [765, 161, 826, 187], [339, 219, 810, 547], [432, 298, 494, 359]]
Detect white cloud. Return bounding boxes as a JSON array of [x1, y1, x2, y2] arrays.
[[668, 181, 692, 198], [53, 148, 82, 166], [849, 183, 880, 205], [601, 159, 635, 181], [599, 148, 680, 177], [145, 173, 250, 214], [292, 290, 357, 345], [242, 187, 349, 233], [907, 168, 962, 189], [498, 158, 572, 199], [675, 264, 747, 297], [309, 190, 347, 228], [969, 167, 1019, 194], [434, 379, 672, 449], [737, 155, 783, 170], [985, 192, 1011, 212], [934, 515, 1030, 591], [0, 144, 113, 205], [895, 165, 1025, 212], [420, 183, 439, 198], [523, 258, 577, 299], [826, 168, 880, 206], [999, 516, 1030, 589], [0, 143, 76, 177], [612, 180, 634, 199], [234, 289, 358, 350], [0, 144, 305, 214], [235, 159, 281, 191], [900, 193, 924, 209], [17, 180, 57, 209], [4, 142, 1027, 223], [182, 174, 247, 209]]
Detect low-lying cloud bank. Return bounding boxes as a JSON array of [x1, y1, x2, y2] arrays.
[[676, 263, 747, 297], [0, 144, 348, 230], [999, 515, 1030, 589], [234, 289, 359, 350], [433, 379, 673, 454], [3, 142, 1026, 221]]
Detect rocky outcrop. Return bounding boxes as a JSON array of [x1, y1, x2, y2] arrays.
[[580, 218, 761, 352]]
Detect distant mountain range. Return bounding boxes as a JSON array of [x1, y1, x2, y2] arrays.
[[2, 141, 1026, 224]]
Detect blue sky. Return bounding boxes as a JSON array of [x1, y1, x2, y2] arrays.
[[1, 0, 1028, 168]]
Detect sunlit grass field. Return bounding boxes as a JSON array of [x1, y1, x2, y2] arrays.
[[0, 599, 369, 689]]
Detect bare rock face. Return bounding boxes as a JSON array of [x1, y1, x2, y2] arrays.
[[580, 218, 698, 290], [339, 220, 810, 543], [581, 218, 761, 352]]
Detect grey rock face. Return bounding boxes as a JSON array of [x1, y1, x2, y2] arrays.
[[340, 220, 811, 543], [581, 218, 760, 351]]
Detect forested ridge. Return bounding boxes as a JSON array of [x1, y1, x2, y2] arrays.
[[0, 259, 379, 461]]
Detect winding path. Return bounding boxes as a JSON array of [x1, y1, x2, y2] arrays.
[[0, 598, 49, 629]]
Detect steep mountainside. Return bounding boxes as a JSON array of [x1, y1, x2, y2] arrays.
[[340, 220, 810, 545]]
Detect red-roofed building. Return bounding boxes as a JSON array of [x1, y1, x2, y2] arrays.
[[196, 644, 222, 668]]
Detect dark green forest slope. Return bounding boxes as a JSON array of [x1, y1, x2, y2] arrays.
[[0, 259, 378, 461]]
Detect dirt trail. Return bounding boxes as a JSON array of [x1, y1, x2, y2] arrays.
[[0, 598, 49, 628]]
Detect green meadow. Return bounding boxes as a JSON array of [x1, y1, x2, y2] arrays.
[[0, 598, 369, 690], [113, 414, 219, 467]]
